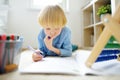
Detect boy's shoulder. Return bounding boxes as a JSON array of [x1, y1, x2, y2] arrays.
[[39, 28, 45, 34], [60, 26, 71, 37], [38, 28, 45, 37], [62, 26, 71, 33]]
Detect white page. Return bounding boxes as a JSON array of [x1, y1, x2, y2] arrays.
[[74, 50, 120, 75], [74, 50, 103, 75], [92, 60, 120, 75], [19, 50, 120, 75], [19, 50, 80, 75]]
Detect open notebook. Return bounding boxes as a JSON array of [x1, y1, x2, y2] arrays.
[[18, 50, 120, 75]]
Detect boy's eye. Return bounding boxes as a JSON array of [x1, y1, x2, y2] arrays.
[[46, 28, 51, 30]]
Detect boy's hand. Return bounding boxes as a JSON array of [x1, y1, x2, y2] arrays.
[[44, 36, 54, 50], [32, 50, 43, 62]]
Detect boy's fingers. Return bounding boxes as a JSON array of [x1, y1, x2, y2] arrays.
[[34, 57, 42, 61], [35, 54, 43, 58], [35, 57, 41, 60], [32, 52, 43, 62], [35, 50, 40, 53]]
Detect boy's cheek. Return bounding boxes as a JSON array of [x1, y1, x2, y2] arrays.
[[44, 30, 50, 35], [44, 31, 49, 35], [55, 32, 61, 36]]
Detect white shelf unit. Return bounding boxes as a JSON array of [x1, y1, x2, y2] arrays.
[[82, 0, 120, 49]]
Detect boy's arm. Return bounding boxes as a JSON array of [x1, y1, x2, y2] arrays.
[[38, 30, 46, 57], [48, 41, 72, 57], [57, 30, 72, 57], [50, 47, 60, 55], [59, 41, 72, 57], [52, 28, 72, 57]]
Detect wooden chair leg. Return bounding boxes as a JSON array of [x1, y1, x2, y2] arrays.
[[85, 27, 111, 67]]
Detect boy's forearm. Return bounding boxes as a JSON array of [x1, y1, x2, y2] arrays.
[[50, 47, 60, 55]]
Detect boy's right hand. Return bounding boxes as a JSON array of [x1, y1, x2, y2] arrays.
[[32, 50, 43, 62]]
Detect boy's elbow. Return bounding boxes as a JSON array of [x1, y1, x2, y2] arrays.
[[67, 53, 72, 57], [66, 51, 72, 57], [60, 49, 72, 57]]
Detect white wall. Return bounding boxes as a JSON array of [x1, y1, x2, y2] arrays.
[[7, 0, 86, 48], [0, 5, 9, 34]]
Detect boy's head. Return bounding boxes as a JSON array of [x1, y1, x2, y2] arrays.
[[38, 5, 67, 28]]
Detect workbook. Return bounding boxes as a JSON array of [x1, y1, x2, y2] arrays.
[[18, 50, 120, 75]]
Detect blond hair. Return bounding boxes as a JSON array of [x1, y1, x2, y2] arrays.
[[38, 5, 67, 28]]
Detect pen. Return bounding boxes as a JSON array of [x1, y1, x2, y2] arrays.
[[27, 45, 43, 56]]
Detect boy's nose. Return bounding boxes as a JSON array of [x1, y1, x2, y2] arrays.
[[50, 31, 55, 35]]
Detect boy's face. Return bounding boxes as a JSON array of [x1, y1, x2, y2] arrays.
[[44, 27, 62, 38]]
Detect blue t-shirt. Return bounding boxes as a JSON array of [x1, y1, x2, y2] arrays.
[[38, 26, 72, 57]]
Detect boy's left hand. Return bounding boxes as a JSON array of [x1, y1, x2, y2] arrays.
[[44, 36, 54, 50]]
